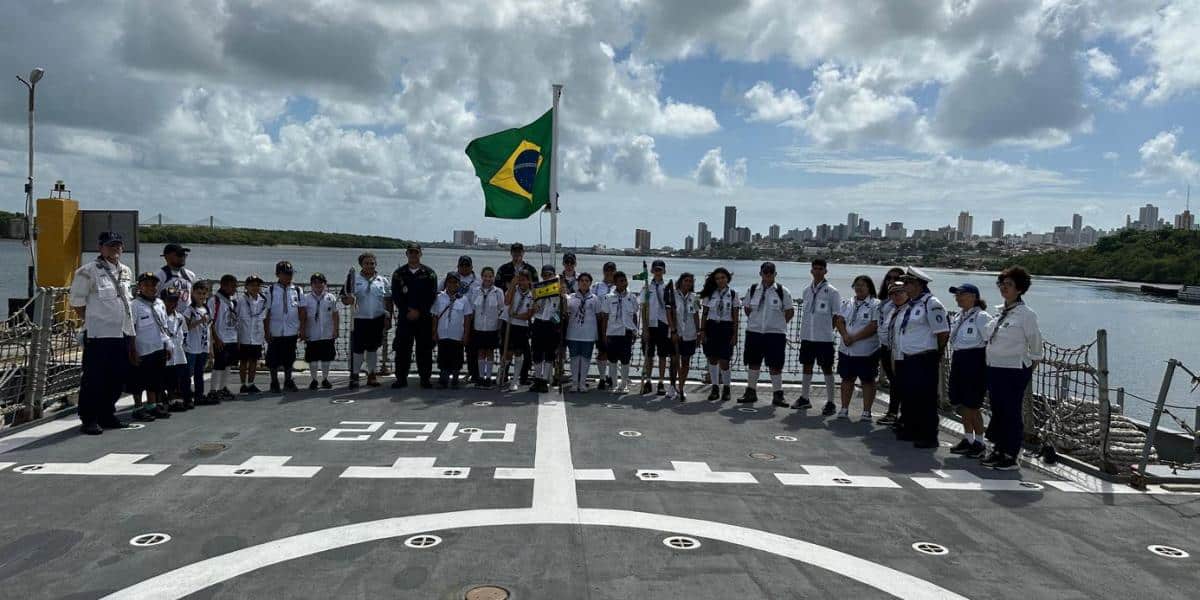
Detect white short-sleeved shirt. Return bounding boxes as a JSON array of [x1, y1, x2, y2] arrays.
[[301, 291, 338, 341], [799, 281, 841, 342], [236, 293, 268, 346], [986, 302, 1043, 368], [877, 301, 900, 348], [472, 286, 504, 332], [703, 288, 740, 322], [181, 303, 210, 354], [444, 272, 481, 302], [593, 280, 614, 299], [165, 310, 188, 366], [950, 307, 992, 352], [645, 280, 670, 326], [352, 272, 392, 319], [69, 258, 135, 338], [267, 282, 303, 337], [670, 290, 700, 341], [500, 288, 535, 327], [157, 266, 197, 307], [743, 283, 794, 335], [599, 290, 639, 336], [433, 291, 473, 341], [209, 291, 240, 344], [839, 297, 881, 357], [566, 292, 601, 342], [893, 292, 950, 357], [132, 296, 170, 357], [533, 295, 561, 322]]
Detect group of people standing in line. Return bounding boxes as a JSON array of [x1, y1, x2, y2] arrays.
[[68, 233, 1042, 471]]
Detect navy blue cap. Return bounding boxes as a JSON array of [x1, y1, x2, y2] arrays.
[[651, 259, 666, 270], [99, 231, 124, 246], [161, 243, 189, 256], [563, 252, 577, 264], [541, 264, 556, 275], [458, 255, 472, 266], [760, 261, 777, 274], [949, 283, 980, 296]]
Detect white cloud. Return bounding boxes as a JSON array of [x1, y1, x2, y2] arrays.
[[802, 63, 932, 150], [1084, 47, 1120, 80], [693, 147, 747, 189], [1103, 151, 1120, 160], [742, 81, 806, 127], [1135, 129, 1200, 182], [612, 135, 665, 185], [1125, 1, 1200, 105]]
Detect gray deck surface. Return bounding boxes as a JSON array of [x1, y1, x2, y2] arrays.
[[0, 374, 1195, 599]]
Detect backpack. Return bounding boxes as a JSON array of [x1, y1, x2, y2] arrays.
[[747, 283, 786, 307]]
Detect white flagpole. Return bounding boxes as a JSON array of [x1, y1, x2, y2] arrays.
[[549, 83, 562, 268]]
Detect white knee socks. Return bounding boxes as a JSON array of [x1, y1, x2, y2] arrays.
[[771, 372, 783, 392], [802, 371, 812, 398], [748, 369, 760, 391], [513, 357, 524, 381], [823, 369, 835, 404], [319, 361, 331, 381], [212, 368, 226, 391], [365, 351, 378, 374], [619, 364, 629, 386], [351, 353, 363, 376], [721, 369, 731, 385], [709, 365, 719, 385], [608, 361, 618, 384]]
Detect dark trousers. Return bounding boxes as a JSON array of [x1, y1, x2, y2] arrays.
[[985, 366, 1033, 455], [185, 352, 208, 400], [897, 351, 940, 442], [79, 337, 130, 426], [437, 339, 464, 376], [394, 315, 433, 382], [465, 335, 479, 380], [879, 346, 899, 414]]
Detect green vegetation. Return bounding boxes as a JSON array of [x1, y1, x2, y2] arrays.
[[1011, 228, 1200, 284], [139, 224, 412, 249]]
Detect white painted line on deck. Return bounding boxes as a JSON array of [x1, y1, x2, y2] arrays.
[[494, 467, 615, 481], [530, 395, 580, 519], [181, 456, 321, 479], [0, 462, 14, 472], [637, 461, 758, 484], [12, 453, 169, 477], [340, 457, 470, 479], [0, 397, 138, 455], [912, 470, 1044, 492], [775, 466, 902, 489]]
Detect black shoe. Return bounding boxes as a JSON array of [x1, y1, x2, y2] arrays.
[[269, 380, 282, 393], [240, 384, 250, 394], [152, 405, 171, 419], [99, 418, 127, 430], [80, 423, 103, 435], [309, 380, 319, 391], [183, 398, 195, 410], [678, 391, 686, 403], [821, 401, 837, 416], [605, 376, 613, 389], [420, 379, 433, 389], [707, 386, 721, 401], [656, 383, 666, 396], [391, 378, 407, 389], [965, 442, 987, 459], [248, 384, 262, 394], [132, 408, 156, 422], [991, 454, 1020, 471], [949, 440, 973, 455], [597, 378, 608, 391], [737, 388, 758, 404], [771, 391, 789, 407], [284, 379, 299, 392], [913, 439, 939, 449], [320, 379, 333, 390], [791, 397, 812, 410], [721, 385, 731, 402], [168, 401, 186, 412], [219, 389, 235, 400], [876, 413, 897, 425], [980, 451, 1004, 468], [641, 381, 653, 395]]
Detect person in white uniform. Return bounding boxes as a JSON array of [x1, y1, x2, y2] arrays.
[[592, 261, 618, 389], [666, 273, 700, 402], [566, 273, 601, 393], [237, 274, 269, 394], [432, 272, 474, 389], [739, 262, 795, 406], [301, 273, 339, 390], [343, 252, 392, 389], [266, 260, 305, 393], [598, 271, 639, 393], [982, 266, 1043, 471], [795, 258, 842, 414], [946, 282, 993, 458], [892, 267, 950, 449], [471, 267, 505, 387], [834, 275, 881, 420], [699, 267, 739, 402]]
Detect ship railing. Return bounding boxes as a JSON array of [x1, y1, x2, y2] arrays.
[[0, 288, 81, 427]]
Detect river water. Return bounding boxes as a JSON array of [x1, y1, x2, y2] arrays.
[[3, 239, 1197, 422]]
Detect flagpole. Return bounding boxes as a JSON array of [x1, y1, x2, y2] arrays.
[[550, 83, 562, 268]]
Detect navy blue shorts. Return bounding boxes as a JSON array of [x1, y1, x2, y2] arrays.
[[702, 320, 735, 361], [744, 331, 786, 370], [212, 341, 240, 370], [949, 347, 988, 408], [836, 352, 879, 383], [606, 331, 635, 364], [645, 324, 673, 359], [800, 340, 835, 371], [239, 343, 263, 361], [128, 350, 168, 397], [303, 339, 336, 363], [677, 339, 697, 358], [472, 330, 499, 351]]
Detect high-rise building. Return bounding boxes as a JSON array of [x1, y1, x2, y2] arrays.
[[697, 222, 711, 249], [768, 224, 780, 240], [956, 211, 974, 240], [832, 224, 849, 241], [453, 230, 476, 246], [847, 213, 859, 237], [635, 228, 651, 252], [684, 235, 695, 251], [991, 219, 1005, 239], [885, 222, 906, 240], [816, 224, 831, 242], [735, 227, 752, 244], [1176, 210, 1195, 231], [1072, 214, 1083, 232], [723, 206, 737, 243], [858, 219, 870, 235], [1139, 204, 1160, 230]]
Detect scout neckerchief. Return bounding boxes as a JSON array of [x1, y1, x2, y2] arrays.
[[188, 300, 210, 347], [272, 282, 298, 315], [714, 286, 732, 319], [951, 307, 980, 343], [512, 287, 531, 318], [242, 292, 267, 320], [614, 289, 630, 325], [310, 291, 325, 326], [136, 295, 169, 338], [215, 289, 239, 329], [437, 292, 457, 321], [809, 279, 827, 308], [989, 301, 1023, 343], [849, 296, 870, 328], [574, 291, 594, 326], [899, 291, 930, 335], [95, 256, 132, 315]]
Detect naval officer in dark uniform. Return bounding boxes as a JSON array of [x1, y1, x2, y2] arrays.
[[391, 244, 438, 388]]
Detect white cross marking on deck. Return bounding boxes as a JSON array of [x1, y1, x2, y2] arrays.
[[636, 461, 758, 484], [13, 453, 169, 477], [1042, 480, 1148, 494], [530, 397, 581, 520], [494, 467, 615, 481], [775, 466, 902, 489], [340, 457, 470, 479], [181, 456, 321, 479], [0, 462, 14, 472], [911, 470, 1043, 492]]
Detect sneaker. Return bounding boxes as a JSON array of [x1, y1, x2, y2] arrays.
[[369, 375, 383, 387], [615, 382, 629, 394], [309, 380, 319, 391], [391, 378, 407, 389], [269, 380, 282, 393], [949, 440, 973, 455], [991, 454, 1020, 471], [965, 442, 987, 459], [791, 397, 812, 410], [182, 399, 195, 410], [666, 386, 678, 400], [737, 388, 758, 404], [980, 450, 1004, 468], [859, 411, 872, 421], [721, 385, 731, 402], [80, 423, 103, 435], [508, 380, 520, 392], [771, 391, 789, 407], [876, 413, 897, 425], [605, 376, 613, 389], [821, 401, 837, 416], [132, 408, 156, 422], [219, 388, 235, 400], [836, 408, 850, 420], [247, 384, 262, 394], [320, 379, 332, 390], [707, 386, 721, 401], [641, 381, 653, 395], [656, 383, 666, 396], [597, 378, 608, 391], [284, 379, 299, 392], [678, 391, 686, 403]]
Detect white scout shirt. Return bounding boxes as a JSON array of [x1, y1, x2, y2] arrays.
[[799, 280, 841, 342], [165, 310, 188, 366], [182, 303, 210, 355], [593, 280, 614, 299], [209, 291, 240, 344], [352, 272, 391, 319], [432, 291, 473, 341], [669, 289, 700, 342], [444, 272, 481, 301], [472, 285, 504, 332], [236, 292, 268, 346], [878, 301, 900, 348], [533, 295, 561, 323], [985, 302, 1043, 368], [500, 287, 535, 327], [566, 291, 600, 342], [132, 296, 170, 357], [69, 257, 134, 338], [645, 279, 670, 326], [301, 290, 338, 341], [892, 291, 950, 358], [743, 282, 794, 335], [157, 266, 197, 306], [839, 296, 881, 357], [703, 287, 740, 322], [267, 282, 304, 337], [950, 307, 993, 352], [599, 290, 639, 336]]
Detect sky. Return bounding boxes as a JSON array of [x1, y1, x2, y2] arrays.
[[0, 0, 1197, 249]]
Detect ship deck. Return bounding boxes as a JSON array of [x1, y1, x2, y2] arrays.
[[0, 375, 1196, 599]]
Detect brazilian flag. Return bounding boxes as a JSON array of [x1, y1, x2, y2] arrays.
[[465, 109, 553, 219]]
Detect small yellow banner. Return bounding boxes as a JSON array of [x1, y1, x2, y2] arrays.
[[532, 279, 561, 299]]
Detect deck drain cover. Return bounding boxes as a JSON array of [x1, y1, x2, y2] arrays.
[[749, 452, 778, 461], [833, 478, 853, 484], [663, 536, 701, 550], [604, 403, 624, 409], [330, 398, 355, 405], [1148, 545, 1189, 558], [404, 534, 442, 549], [233, 469, 255, 475], [14, 464, 44, 473], [289, 426, 316, 433], [121, 423, 145, 430], [639, 472, 661, 479], [473, 401, 493, 406], [737, 407, 758, 413], [773, 435, 798, 442], [130, 533, 171, 547], [191, 443, 227, 456], [619, 430, 642, 437], [912, 542, 948, 556], [465, 585, 510, 600], [442, 469, 464, 476], [458, 427, 482, 434]]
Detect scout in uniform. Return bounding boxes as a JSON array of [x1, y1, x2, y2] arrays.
[[208, 274, 241, 400], [432, 272, 474, 388], [875, 268, 906, 424], [69, 232, 136, 433], [157, 243, 197, 307], [392, 244, 438, 389], [445, 256, 483, 384], [892, 267, 950, 448], [592, 261, 618, 389], [237, 274, 269, 394], [795, 258, 842, 413], [566, 272, 601, 393], [471, 267, 505, 387], [643, 259, 673, 395], [130, 272, 172, 421], [343, 252, 392, 389], [266, 261, 305, 393], [499, 270, 535, 391], [161, 286, 191, 412], [184, 280, 216, 405], [982, 266, 1043, 471], [598, 271, 638, 393], [834, 275, 881, 420], [699, 267, 739, 402], [666, 272, 700, 401], [302, 273, 339, 390], [947, 282, 993, 458], [529, 264, 564, 394], [739, 262, 795, 406]]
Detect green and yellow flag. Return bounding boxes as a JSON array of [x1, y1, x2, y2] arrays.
[[465, 109, 553, 219]]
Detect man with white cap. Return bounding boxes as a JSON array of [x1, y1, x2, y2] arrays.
[[891, 266, 949, 449]]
